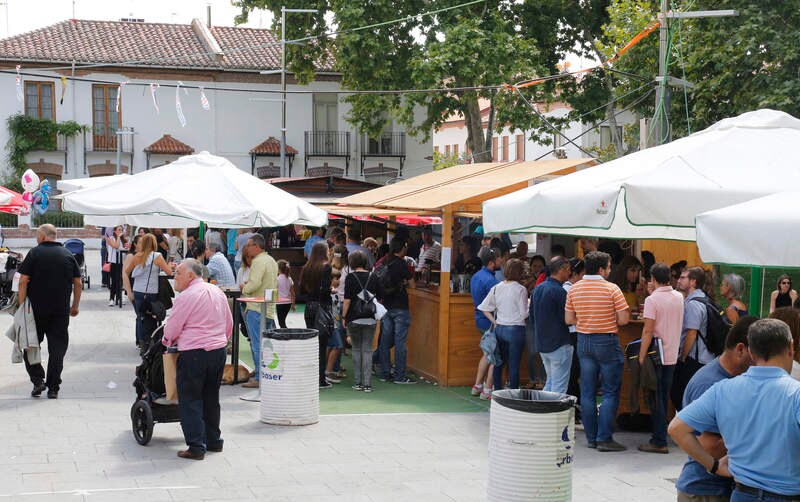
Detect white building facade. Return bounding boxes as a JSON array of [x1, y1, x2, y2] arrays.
[[0, 19, 431, 188], [433, 101, 636, 163]]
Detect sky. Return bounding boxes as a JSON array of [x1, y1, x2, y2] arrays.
[[0, 0, 271, 37]]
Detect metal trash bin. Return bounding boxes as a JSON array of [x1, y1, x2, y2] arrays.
[[488, 389, 577, 501], [260, 328, 319, 426]]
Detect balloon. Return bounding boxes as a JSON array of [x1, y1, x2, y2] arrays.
[[32, 179, 51, 215], [21, 169, 39, 193]]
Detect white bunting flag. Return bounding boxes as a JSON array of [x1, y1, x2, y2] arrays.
[[175, 81, 188, 127], [15, 65, 22, 103], [199, 86, 210, 111], [150, 83, 160, 114], [116, 81, 128, 113]]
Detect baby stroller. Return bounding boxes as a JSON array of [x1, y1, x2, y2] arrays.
[[0, 248, 21, 309], [131, 325, 180, 445], [63, 239, 90, 289]]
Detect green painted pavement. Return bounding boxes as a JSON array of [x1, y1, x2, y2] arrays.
[[233, 332, 489, 414]]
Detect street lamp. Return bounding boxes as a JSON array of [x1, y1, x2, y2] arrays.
[[261, 6, 318, 178]]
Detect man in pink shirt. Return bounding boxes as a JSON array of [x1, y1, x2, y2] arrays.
[[638, 262, 684, 454], [163, 258, 233, 460]]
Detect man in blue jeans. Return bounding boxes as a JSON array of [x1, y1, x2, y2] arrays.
[[670, 319, 800, 502], [565, 251, 630, 452], [240, 234, 277, 388], [378, 238, 416, 384], [531, 256, 573, 394]]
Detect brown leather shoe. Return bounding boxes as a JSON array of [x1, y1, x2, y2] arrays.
[[637, 443, 669, 454], [177, 449, 205, 460], [241, 378, 259, 388]]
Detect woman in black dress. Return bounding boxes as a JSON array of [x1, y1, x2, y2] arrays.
[[771, 274, 798, 313], [300, 241, 334, 389]]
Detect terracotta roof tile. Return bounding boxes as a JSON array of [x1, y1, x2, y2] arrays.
[[250, 136, 298, 155], [144, 134, 194, 154], [0, 19, 335, 72]]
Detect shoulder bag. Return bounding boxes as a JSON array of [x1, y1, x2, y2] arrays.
[[143, 255, 167, 322]]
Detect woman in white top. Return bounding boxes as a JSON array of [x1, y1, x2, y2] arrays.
[[123, 234, 172, 348], [478, 258, 529, 390], [106, 225, 127, 307]]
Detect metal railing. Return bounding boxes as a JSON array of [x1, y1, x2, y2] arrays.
[[361, 132, 406, 156], [87, 128, 134, 152], [304, 131, 351, 157], [32, 210, 84, 228]]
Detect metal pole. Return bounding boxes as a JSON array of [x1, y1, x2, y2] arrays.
[[280, 6, 287, 178], [653, 0, 669, 146], [116, 130, 121, 175]]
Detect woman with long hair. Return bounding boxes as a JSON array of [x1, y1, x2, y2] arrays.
[[123, 234, 173, 349], [770, 274, 798, 313], [300, 241, 335, 389], [612, 255, 644, 311]]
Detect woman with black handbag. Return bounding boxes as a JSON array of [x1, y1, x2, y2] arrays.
[[123, 234, 173, 349], [300, 241, 335, 389]]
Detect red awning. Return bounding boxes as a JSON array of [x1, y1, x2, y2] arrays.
[[0, 186, 29, 215], [328, 214, 441, 226]]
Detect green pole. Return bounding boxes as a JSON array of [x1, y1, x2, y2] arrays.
[[749, 266, 763, 318], [198, 222, 205, 241]]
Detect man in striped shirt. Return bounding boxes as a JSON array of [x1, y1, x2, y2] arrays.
[[565, 251, 630, 452]]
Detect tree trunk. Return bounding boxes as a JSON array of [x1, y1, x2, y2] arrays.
[[463, 93, 492, 163]]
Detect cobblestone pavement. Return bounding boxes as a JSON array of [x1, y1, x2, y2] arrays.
[[0, 251, 685, 501]]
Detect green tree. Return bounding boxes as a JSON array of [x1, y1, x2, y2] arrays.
[[602, 0, 800, 139], [234, 0, 598, 163]]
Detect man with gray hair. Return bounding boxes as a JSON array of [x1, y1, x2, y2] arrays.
[[18, 224, 82, 399], [204, 241, 236, 288], [670, 318, 800, 500], [163, 258, 232, 460]]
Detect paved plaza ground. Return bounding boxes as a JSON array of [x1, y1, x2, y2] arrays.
[[0, 251, 686, 501]]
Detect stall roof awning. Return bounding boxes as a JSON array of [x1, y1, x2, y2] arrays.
[[316, 204, 439, 217], [335, 158, 595, 211]]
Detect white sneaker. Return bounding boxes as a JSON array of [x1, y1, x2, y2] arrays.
[[108, 300, 115, 307], [480, 387, 493, 400]]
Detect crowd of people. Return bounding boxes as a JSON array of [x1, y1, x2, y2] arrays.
[[18, 223, 800, 482]]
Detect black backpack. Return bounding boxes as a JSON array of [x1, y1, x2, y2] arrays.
[[690, 296, 731, 357], [350, 272, 376, 321], [374, 261, 401, 297]]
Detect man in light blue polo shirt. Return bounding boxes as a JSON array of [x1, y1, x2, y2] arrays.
[[669, 318, 800, 501]]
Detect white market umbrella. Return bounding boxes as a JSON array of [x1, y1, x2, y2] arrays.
[[483, 109, 800, 240], [57, 174, 131, 194], [696, 192, 800, 267], [62, 151, 328, 228]]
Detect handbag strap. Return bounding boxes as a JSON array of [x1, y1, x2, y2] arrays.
[[144, 253, 155, 292]]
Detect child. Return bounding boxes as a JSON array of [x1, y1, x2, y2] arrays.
[[276, 259, 295, 329]]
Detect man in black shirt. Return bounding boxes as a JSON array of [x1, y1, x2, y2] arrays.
[[377, 238, 416, 384], [18, 224, 82, 399]]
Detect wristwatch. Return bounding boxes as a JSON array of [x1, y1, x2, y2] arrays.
[[707, 458, 719, 475]]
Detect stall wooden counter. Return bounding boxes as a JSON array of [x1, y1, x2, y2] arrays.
[[330, 158, 596, 387]]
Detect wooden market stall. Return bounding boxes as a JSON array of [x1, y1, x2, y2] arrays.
[[330, 159, 596, 387]]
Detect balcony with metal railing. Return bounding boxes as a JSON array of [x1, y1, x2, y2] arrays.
[[304, 131, 351, 175], [83, 127, 134, 174], [360, 132, 406, 176]]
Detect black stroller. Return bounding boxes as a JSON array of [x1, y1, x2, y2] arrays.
[[0, 248, 21, 309], [63, 239, 90, 289], [131, 325, 180, 445]]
